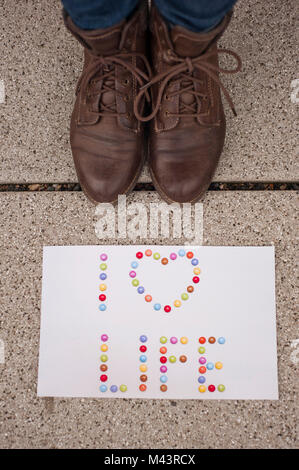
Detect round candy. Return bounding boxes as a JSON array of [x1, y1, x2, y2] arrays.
[[160, 346, 167, 354], [218, 384, 225, 392], [139, 355, 147, 362], [180, 336, 188, 344], [153, 252, 160, 260], [100, 263, 107, 271], [160, 365, 167, 373], [181, 293, 189, 301], [140, 345, 147, 352], [198, 346, 205, 354], [178, 249, 185, 256], [101, 334, 108, 342], [99, 304, 106, 311], [170, 253, 177, 260], [100, 354, 108, 362], [191, 258, 199, 266], [100, 254, 107, 261], [174, 300, 181, 308], [215, 362, 223, 370], [145, 249, 152, 256], [100, 273, 107, 280], [161, 257, 168, 265], [160, 356, 167, 364], [131, 261, 138, 269], [110, 385, 118, 393], [199, 357, 206, 364], [160, 384, 167, 392], [160, 336, 167, 344], [145, 295, 152, 302], [198, 337, 206, 344], [99, 294, 106, 301], [193, 276, 199, 284], [169, 355, 176, 363], [100, 374, 108, 382], [132, 279, 139, 287], [100, 364, 108, 372], [140, 374, 147, 382], [140, 365, 147, 372], [218, 337, 226, 344], [199, 366, 206, 374], [198, 376, 206, 384], [101, 344, 108, 352], [170, 337, 178, 344], [186, 251, 194, 259], [154, 303, 161, 311], [100, 384, 107, 392], [139, 384, 146, 391], [137, 286, 145, 294], [193, 267, 201, 275], [120, 384, 127, 392], [198, 385, 206, 393], [164, 305, 171, 313], [129, 270, 136, 278], [160, 375, 168, 383], [136, 252, 143, 259], [187, 285, 194, 293], [207, 362, 214, 370], [179, 355, 187, 363], [208, 385, 216, 392], [140, 335, 147, 343], [208, 336, 216, 344], [99, 283, 107, 291]]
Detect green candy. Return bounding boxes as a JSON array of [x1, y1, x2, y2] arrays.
[[100, 354, 108, 362], [218, 384, 225, 392], [100, 263, 107, 270], [160, 336, 167, 344], [132, 279, 139, 287], [169, 356, 176, 363], [153, 252, 161, 260], [181, 293, 189, 301], [198, 347, 205, 354], [120, 384, 127, 392]]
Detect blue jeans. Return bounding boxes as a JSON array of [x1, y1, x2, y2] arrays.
[[62, 0, 237, 32]]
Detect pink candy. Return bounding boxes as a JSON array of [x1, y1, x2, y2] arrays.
[[170, 253, 177, 260], [129, 271, 136, 278]]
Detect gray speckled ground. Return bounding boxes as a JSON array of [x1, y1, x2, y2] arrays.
[[0, 0, 298, 183], [0, 192, 298, 449]]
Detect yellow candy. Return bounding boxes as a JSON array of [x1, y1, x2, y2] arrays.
[[99, 283, 107, 291], [180, 336, 188, 344], [215, 362, 223, 370], [101, 344, 108, 352], [199, 385, 206, 393], [174, 299, 181, 307], [140, 365, 147, 372], [193, 267, 201, 275]]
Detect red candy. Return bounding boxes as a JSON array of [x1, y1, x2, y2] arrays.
[[100, 374, 108, 382], [186, 251, 194, 259], [198, 337, 206, 344], [99, 294, 106, 301], [136, 252, 143, 259], [199, 366, 206, 374], [164, 305, 171, 313], [208, 385, 215, 392], [140, 345, 147, 352], [160, 356, 167, 363], [193, 276, 199, 283]]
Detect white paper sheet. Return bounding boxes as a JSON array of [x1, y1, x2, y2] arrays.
[[37, 245, 278, 399]]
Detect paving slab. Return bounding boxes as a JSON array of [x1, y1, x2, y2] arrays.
[[0, 191, 297, 449], [0, 0, 297, 184]]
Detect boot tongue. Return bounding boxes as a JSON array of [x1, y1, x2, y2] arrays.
[[81, 21, 125, 55], [170, 26, 213, 58]]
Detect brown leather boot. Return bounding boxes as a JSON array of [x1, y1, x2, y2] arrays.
[[134, 5, 241, 203], [64, 2, 151, 203]]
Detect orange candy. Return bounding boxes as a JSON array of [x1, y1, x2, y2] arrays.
[[145, 295, 152, 302], [139, 384, 147, 391], [161, 258, 168, 265], [145, 249, 152, 256], [180, 355, 187, 363], [160, 384, 167, 392], [160, 346, 167, 354]]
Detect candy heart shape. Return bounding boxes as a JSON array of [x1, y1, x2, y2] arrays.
[[129, 248, 201, 313]]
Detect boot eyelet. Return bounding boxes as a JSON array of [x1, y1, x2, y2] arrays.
[[123, 79, 129, 86], [124, 95, 129, 102], [164, 110, 169, 116]]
